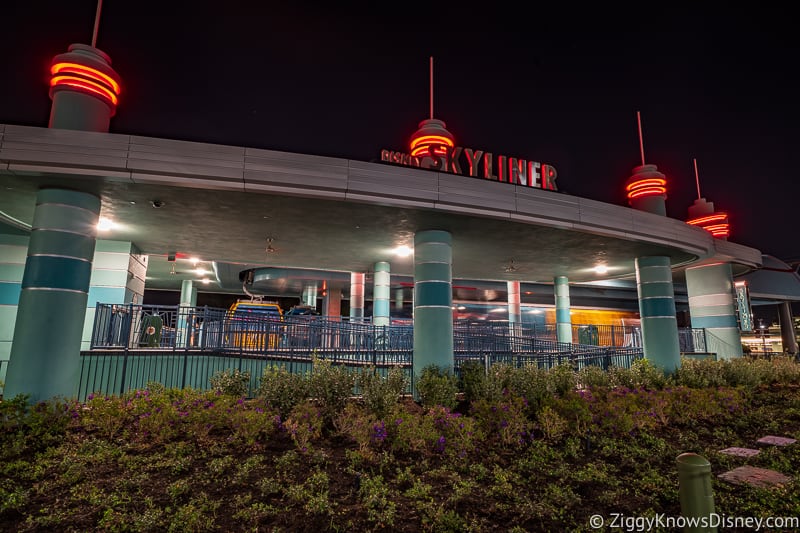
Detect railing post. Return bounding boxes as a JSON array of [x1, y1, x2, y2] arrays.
[[676, 453, 717, 532]]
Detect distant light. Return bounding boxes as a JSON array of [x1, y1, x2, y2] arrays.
[[200, 278, 211, 285], [97, 217, 115, 231], [190, 257, 200, 265], [394, 245, 413, 257], [194, 268, 208, 276], [593, 264, 608, 275], [489, 307, 506, 313]]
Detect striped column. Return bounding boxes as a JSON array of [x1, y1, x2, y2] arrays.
[[177, 280, 193, 347], [413, 230, 453, 376], [302, 283, 317, 308], [372, 262, 390, 327], [0, 235, 28, 388], [554, 276, 572, 343], [349, 272, 365, 321], [685, 263, 742, 359], [635, 256, 681, 372], [507, 280, 521, 324], [5, 189, 100, 401], [81, 241, 147, 351]]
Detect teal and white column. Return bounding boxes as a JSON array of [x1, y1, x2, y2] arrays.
[[5, 189, 100, 401], [350, 272, 365, 322], [635, 256, 681, 372], [302, 283, 317, 308], [395, 287, 405, 311], [554, 276, 572, 343], [81, 241, 147, 350], [177, 280, 193, 347], [413, 230, 453, 376], [685, 263, 742, 359], [372, 262, 391, 327], [0, 234, 28, 391]]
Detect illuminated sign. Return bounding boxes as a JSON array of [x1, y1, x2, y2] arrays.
[[734, 281, 753, 332], [380, 146, 557, 190]]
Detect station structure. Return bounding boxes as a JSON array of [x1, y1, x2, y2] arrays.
[[1, 40, 797, 402]]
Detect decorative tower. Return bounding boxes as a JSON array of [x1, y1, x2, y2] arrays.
[[48, 1, 121, 132], [686, 158, 730, 239], [408, 57, 454, 170], [625, 112, 668, 216], [625, 112, 681, 373]]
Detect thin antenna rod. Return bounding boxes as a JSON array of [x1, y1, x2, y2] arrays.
[[636, 111, 645, 166], [429, 56, 434, 120], [91, 0, 103, 48], [693, 158, 702, 199]]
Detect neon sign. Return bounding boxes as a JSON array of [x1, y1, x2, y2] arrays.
[[380, 146, 558, 190]]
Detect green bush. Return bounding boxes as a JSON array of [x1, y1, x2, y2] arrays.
[[308, 356, 356, 425], [358, 366, 408, 420], [415, 365, 458, 409], [458, 360, 486, 403], [255, 364, 309, 418], [209, 369, 251, 397]]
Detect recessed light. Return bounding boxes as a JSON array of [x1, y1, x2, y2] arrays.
[[97, 217, 115, 231]]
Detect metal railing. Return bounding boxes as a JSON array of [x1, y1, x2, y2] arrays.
[[80, 303, 646, 400]]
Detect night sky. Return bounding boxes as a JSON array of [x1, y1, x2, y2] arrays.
[[2, 2, 798, 262]]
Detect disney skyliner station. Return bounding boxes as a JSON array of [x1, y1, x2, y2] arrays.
[[2, 17, 800, 403]]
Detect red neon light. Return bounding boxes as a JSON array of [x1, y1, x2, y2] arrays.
[[704, 224, 730, 237], [51, 62, 121, 95], [627, 186, 667, 200], [687, 213, 728, 226], [49, 76, 118, 106], [410, 134, 455, 157], [625, 178, 666, 193]]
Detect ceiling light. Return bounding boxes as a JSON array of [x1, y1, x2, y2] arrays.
[[194, 268, 208, 276], [393, 245, 412, 257], [190, 257, 200, 265], [200, 278, 211, 285], [593, 264, 608, 274], [97, 217, 115, 231]]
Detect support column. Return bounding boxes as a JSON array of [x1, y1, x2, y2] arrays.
[[349, 272, 365, 322], [395, 287, 405, 311], [778, 301, 798, 355], [685, 263, 743, 359], [635, 256, 681, 373], [507, 280, 521, 324], [302, 283, 317, 308], [413, 230, 453, 376], [372, 262, 390, 327], [5, 189, 100, 401], [0, 235, 28, 390], [554, 276, 572, 343], [81, 241, 147, 350], [323, 283, 342, 318], [177, 280, 193, 347]]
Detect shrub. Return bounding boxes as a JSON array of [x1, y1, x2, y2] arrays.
[[507, 364, 552, 415], [284, 400, 324, 453], [673, 358, 726, 388], [458, 360, 486, 403], [578, 364, 611, 389], [547, 363, 578, 397], [255, 364, 309, 417], [415, 365, 458, 409], [308, 356, 356, 426], [209, 369, 251, 397], [358, 366, 408, 420]]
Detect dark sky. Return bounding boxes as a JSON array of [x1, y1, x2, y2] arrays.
[[2, 1, 798, 261]]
